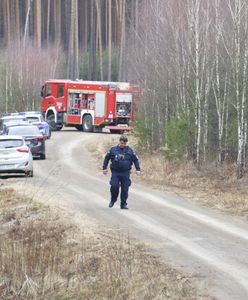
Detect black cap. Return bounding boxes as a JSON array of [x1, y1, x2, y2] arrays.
[[119, 135, 128, 142]]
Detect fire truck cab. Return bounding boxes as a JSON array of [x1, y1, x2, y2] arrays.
[[40, 79, 139, 133]]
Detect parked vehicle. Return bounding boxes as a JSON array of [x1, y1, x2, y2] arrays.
[[19, 111, 51, 139], [41, 79, 140, 133], [0, 114, 28, 124], [0, 114, 28, 134], [1, 121, 30, 135], [5, 124, 46, 159], [0, 135, 33, 177]]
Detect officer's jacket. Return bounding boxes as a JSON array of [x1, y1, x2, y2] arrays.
[[103, 145, 140, 172]]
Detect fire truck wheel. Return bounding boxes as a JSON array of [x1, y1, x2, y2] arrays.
[[93, 126, 102, 133], [83, 115, 93, 132], [56, 124, 63, 131], [47, 114, 57, 131], [75, 125, 83, 131], [110, 129, 122, 134]]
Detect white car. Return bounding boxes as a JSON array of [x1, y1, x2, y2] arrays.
[[0, 115, 27, 123], [19, 112, 51, 139], [0, 135, 33, 177], [0, 114, 28, 134]]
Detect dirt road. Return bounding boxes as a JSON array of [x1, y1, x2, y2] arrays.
[[6, 128, 248, 300]]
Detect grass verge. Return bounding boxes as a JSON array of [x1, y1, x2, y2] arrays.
[[0, 188, 209, 299], [88, 134, 248, 217]]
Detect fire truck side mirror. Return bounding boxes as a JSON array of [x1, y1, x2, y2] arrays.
[[40, 85, 44, 97]]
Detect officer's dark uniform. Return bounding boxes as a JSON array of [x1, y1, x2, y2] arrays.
[[103, 144, 140, 208]]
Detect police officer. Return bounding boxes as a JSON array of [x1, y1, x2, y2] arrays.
[[103, 135, 141, 209]]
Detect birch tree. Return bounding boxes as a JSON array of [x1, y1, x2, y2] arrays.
[[108, 0, 112, 80], [95, 0, 103, 80], [118, 0, 126, 81], [226, 0, 248, 178], [23, 0, 32, 45], [35, 0, 41, 48], [67, 0, 79, 79]]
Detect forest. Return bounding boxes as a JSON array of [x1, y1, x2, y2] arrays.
[[0, 0, 248, 178]]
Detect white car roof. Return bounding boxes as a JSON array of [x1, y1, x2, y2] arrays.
[[0, 135, 24, 140], [25, 114, 41, 118], [1, 115, 26, 120]]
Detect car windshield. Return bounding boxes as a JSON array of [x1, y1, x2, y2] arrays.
[[7, 126, 40, 135], [26, 117, 40, 122], [0, 139, 24, 149]]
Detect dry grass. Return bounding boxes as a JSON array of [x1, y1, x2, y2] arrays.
[[0, 188, 209, 299], [88, 134, 248, 217], [137, 156, 248, 217]]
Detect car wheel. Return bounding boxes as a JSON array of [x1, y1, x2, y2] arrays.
[[40, 153, 46, 160], [26, 170, 33, 177], [47, 129, 51, 139]]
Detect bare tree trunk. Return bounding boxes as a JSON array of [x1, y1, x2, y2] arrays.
[[194, 0, 201, 167], [238, 29, 248, 177], [155, 0, 163, 146], [244, 122, 247, 167], [230, 0, 247, 179], [118, 0, 125, 81], [214, 0, 223, 164], [5, 0, 11, 45], [5, 72, 8, 112], [24, 0, 32, 45], [35, 0, 41, 48], [67, 0, 79, 79], [46, 0, 50, 44], [240, 3, 248, 174], [108, 0, 112, 80], [74, 0, 79, 78], [54, 0, 61, 43], [89, 0, 96, 80], [95, 0, 103, 80], [15, 0, 20, 44], [203, 63, 213, 162], [67, 1, 74, 78], [84, 0, 88, 52]]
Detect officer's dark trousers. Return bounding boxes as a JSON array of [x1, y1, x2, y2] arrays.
[[110, 170, 131, 207]]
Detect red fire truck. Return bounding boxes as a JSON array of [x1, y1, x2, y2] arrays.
[[40, 79, 139, 133]]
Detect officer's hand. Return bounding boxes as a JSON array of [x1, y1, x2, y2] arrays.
[[136, 170, 141, 176], [103, 169, 108, 175]]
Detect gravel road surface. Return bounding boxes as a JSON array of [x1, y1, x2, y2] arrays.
[[6, 128, 248, 300]]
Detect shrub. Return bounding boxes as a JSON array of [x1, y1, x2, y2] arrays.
[[133, 113, 152, 151], [165, 112, 194, 160]]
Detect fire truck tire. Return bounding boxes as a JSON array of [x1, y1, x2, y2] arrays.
[[56, 124, 63, 131], [93, 126, 102, 133], [83, 115, 93, 132], [75, 125, 83, 131], [110, 129, 122, 134], [47, 114, 57, 131]]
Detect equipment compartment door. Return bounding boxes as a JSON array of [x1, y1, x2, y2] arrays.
[[95, 92, 106, 117], [66, 90, 82, 124]]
